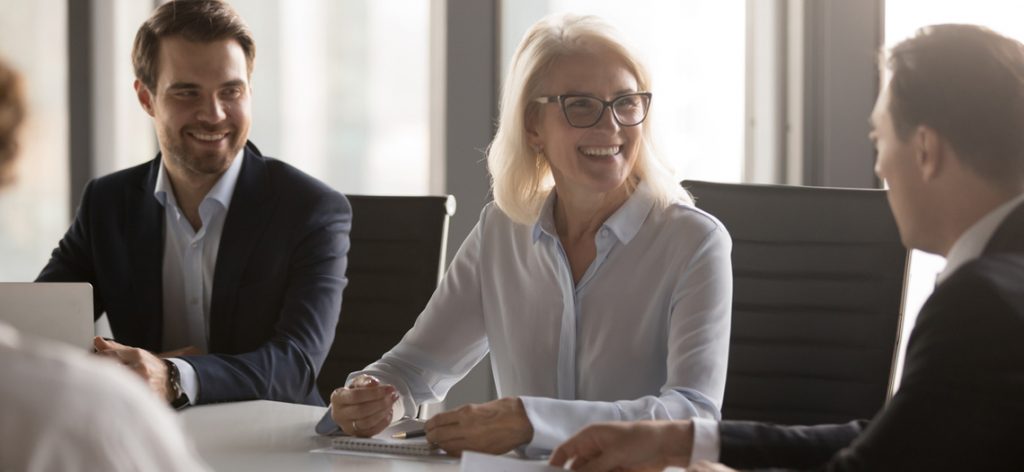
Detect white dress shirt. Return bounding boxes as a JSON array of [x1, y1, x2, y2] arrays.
[[352, 181, 733, 456], [0, 322, 210, 472], [689, 191, 1024, 465], [154, 151, 243, 404]]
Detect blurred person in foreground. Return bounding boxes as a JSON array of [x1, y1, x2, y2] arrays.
[[551, 24, 1024, 472], [0, 57, 210, 472]]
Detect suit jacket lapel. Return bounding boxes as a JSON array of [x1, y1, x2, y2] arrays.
[[983, 201, 1024, 255], [209, 142, 273, 352], [125, 157, 165, 350]]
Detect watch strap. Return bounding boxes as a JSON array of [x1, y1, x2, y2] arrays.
[[163, 359, 190, 410]]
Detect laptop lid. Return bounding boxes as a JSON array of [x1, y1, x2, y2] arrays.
[[0, 282, 94, 351]]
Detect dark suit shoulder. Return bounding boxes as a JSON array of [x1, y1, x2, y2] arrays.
[[243, 155, 351, 243], [924, 254, 1024, 343], [945, 253, 1024, 305]]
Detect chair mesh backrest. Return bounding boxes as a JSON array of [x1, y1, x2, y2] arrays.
[[316, 195, 455, 403], [684, 180, 908, 425]]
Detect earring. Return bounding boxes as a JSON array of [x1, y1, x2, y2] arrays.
[[532, 144, 544, 155]]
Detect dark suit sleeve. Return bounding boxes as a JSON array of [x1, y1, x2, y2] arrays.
[[719, 420, 865, 470], [36, 180, 104, 318], [181, 191, 351, 405], [719, 259, 1024, 471]]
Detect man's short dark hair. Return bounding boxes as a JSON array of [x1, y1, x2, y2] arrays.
[[0, 57, 25, 188], [131, 0, 255, 92], [888, 24, 1024, 184]]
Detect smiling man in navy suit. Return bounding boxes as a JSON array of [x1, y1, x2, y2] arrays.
[[38, 0, 350, 408], [551, 24, 1024, 471]]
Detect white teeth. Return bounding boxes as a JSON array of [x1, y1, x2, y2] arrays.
[[579, 146, 621, 156], [190, 131, 228, 142]]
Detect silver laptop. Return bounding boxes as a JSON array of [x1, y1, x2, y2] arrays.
[[0, 282, 94, 351]]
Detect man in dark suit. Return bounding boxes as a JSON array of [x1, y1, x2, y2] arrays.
[[550, 24, 1024, 471], [38, 0, 350, 407]]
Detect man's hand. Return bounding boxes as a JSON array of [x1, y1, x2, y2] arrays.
[[330, 374, 399, 437], [92, 336, 172, 402], [549, 420, 694, 472], [424, 397, 533, 457]]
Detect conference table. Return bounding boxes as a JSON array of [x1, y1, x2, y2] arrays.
[[181, 400, 676, 472], [182, 400, 459, 471]]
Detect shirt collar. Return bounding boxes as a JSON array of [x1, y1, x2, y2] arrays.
[[937, 192, 1024, 284], [531, 180, 655, 245], [154, 149, 245, 211]]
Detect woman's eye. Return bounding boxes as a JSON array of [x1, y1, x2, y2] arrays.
[[566, 99, 596, 110]]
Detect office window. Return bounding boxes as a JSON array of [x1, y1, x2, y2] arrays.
[[886, 0, 1024, 46], [229, 0, 432, 195], [501, 1, 746, 184], [884, 0, 1024, 388], [91, 1, 158, 176], [0, 1, 68, 281]]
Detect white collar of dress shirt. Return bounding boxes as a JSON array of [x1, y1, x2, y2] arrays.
[[531, 179, 655, 245], [153, 148, 245, 211], [937, 191, 1024, 284]]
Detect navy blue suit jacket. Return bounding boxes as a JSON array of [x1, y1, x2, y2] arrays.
[[718, 202, 1024, 470], [38, 142, 350, 406]]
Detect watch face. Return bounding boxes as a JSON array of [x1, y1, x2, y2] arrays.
[[171, 392, 190, 409]]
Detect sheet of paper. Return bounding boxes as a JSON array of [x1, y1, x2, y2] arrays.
[[309, 446, 459, 464], [460, 451, 564, 471]]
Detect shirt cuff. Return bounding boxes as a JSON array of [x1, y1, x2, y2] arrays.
[[690, 417, 721, 465], [168, 357, 199, 406], [518, 395, 620, 458]]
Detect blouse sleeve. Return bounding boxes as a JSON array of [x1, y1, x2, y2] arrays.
[[349, 207, 493, 418]]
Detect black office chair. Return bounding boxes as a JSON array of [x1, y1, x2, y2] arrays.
[[316, 194, 456, 403], [683, 180, 909, 425]]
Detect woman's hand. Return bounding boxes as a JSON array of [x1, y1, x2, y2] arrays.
[[329, 374, 399, 437], [424, 397, 534, 456], [549, 420, 694, 472]]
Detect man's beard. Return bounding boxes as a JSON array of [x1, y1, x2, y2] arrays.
[[162, 127, 243, 176]]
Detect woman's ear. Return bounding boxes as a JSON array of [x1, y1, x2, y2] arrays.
[[525, 107, 544, 153]]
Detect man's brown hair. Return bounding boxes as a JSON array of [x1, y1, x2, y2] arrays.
[[0, 57, 25, 188], [131, 0, 255, 92], [888, 24, 1024, 184]]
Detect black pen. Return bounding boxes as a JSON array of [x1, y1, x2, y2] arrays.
[[391, 429, 427, 439]]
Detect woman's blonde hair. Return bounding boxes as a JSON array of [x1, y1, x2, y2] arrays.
[[487, 13, 691, 225]]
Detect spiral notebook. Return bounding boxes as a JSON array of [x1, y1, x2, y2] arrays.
[[310, 418, 456, 463]]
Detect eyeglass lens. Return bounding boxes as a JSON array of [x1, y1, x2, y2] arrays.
[[562, 94, 650, 127]]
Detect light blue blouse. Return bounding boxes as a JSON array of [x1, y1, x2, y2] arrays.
[[353, 181, 733, 456]]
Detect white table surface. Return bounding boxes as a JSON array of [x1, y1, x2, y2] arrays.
[[182, 400, 459, 472]]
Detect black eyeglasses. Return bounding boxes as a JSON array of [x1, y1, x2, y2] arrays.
[[533, 92, 652, 128]]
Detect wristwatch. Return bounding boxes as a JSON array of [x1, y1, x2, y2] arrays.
[[164, 359, 191, 410]]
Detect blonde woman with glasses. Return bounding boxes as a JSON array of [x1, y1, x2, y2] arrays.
[[326, 13, 732, 458]]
